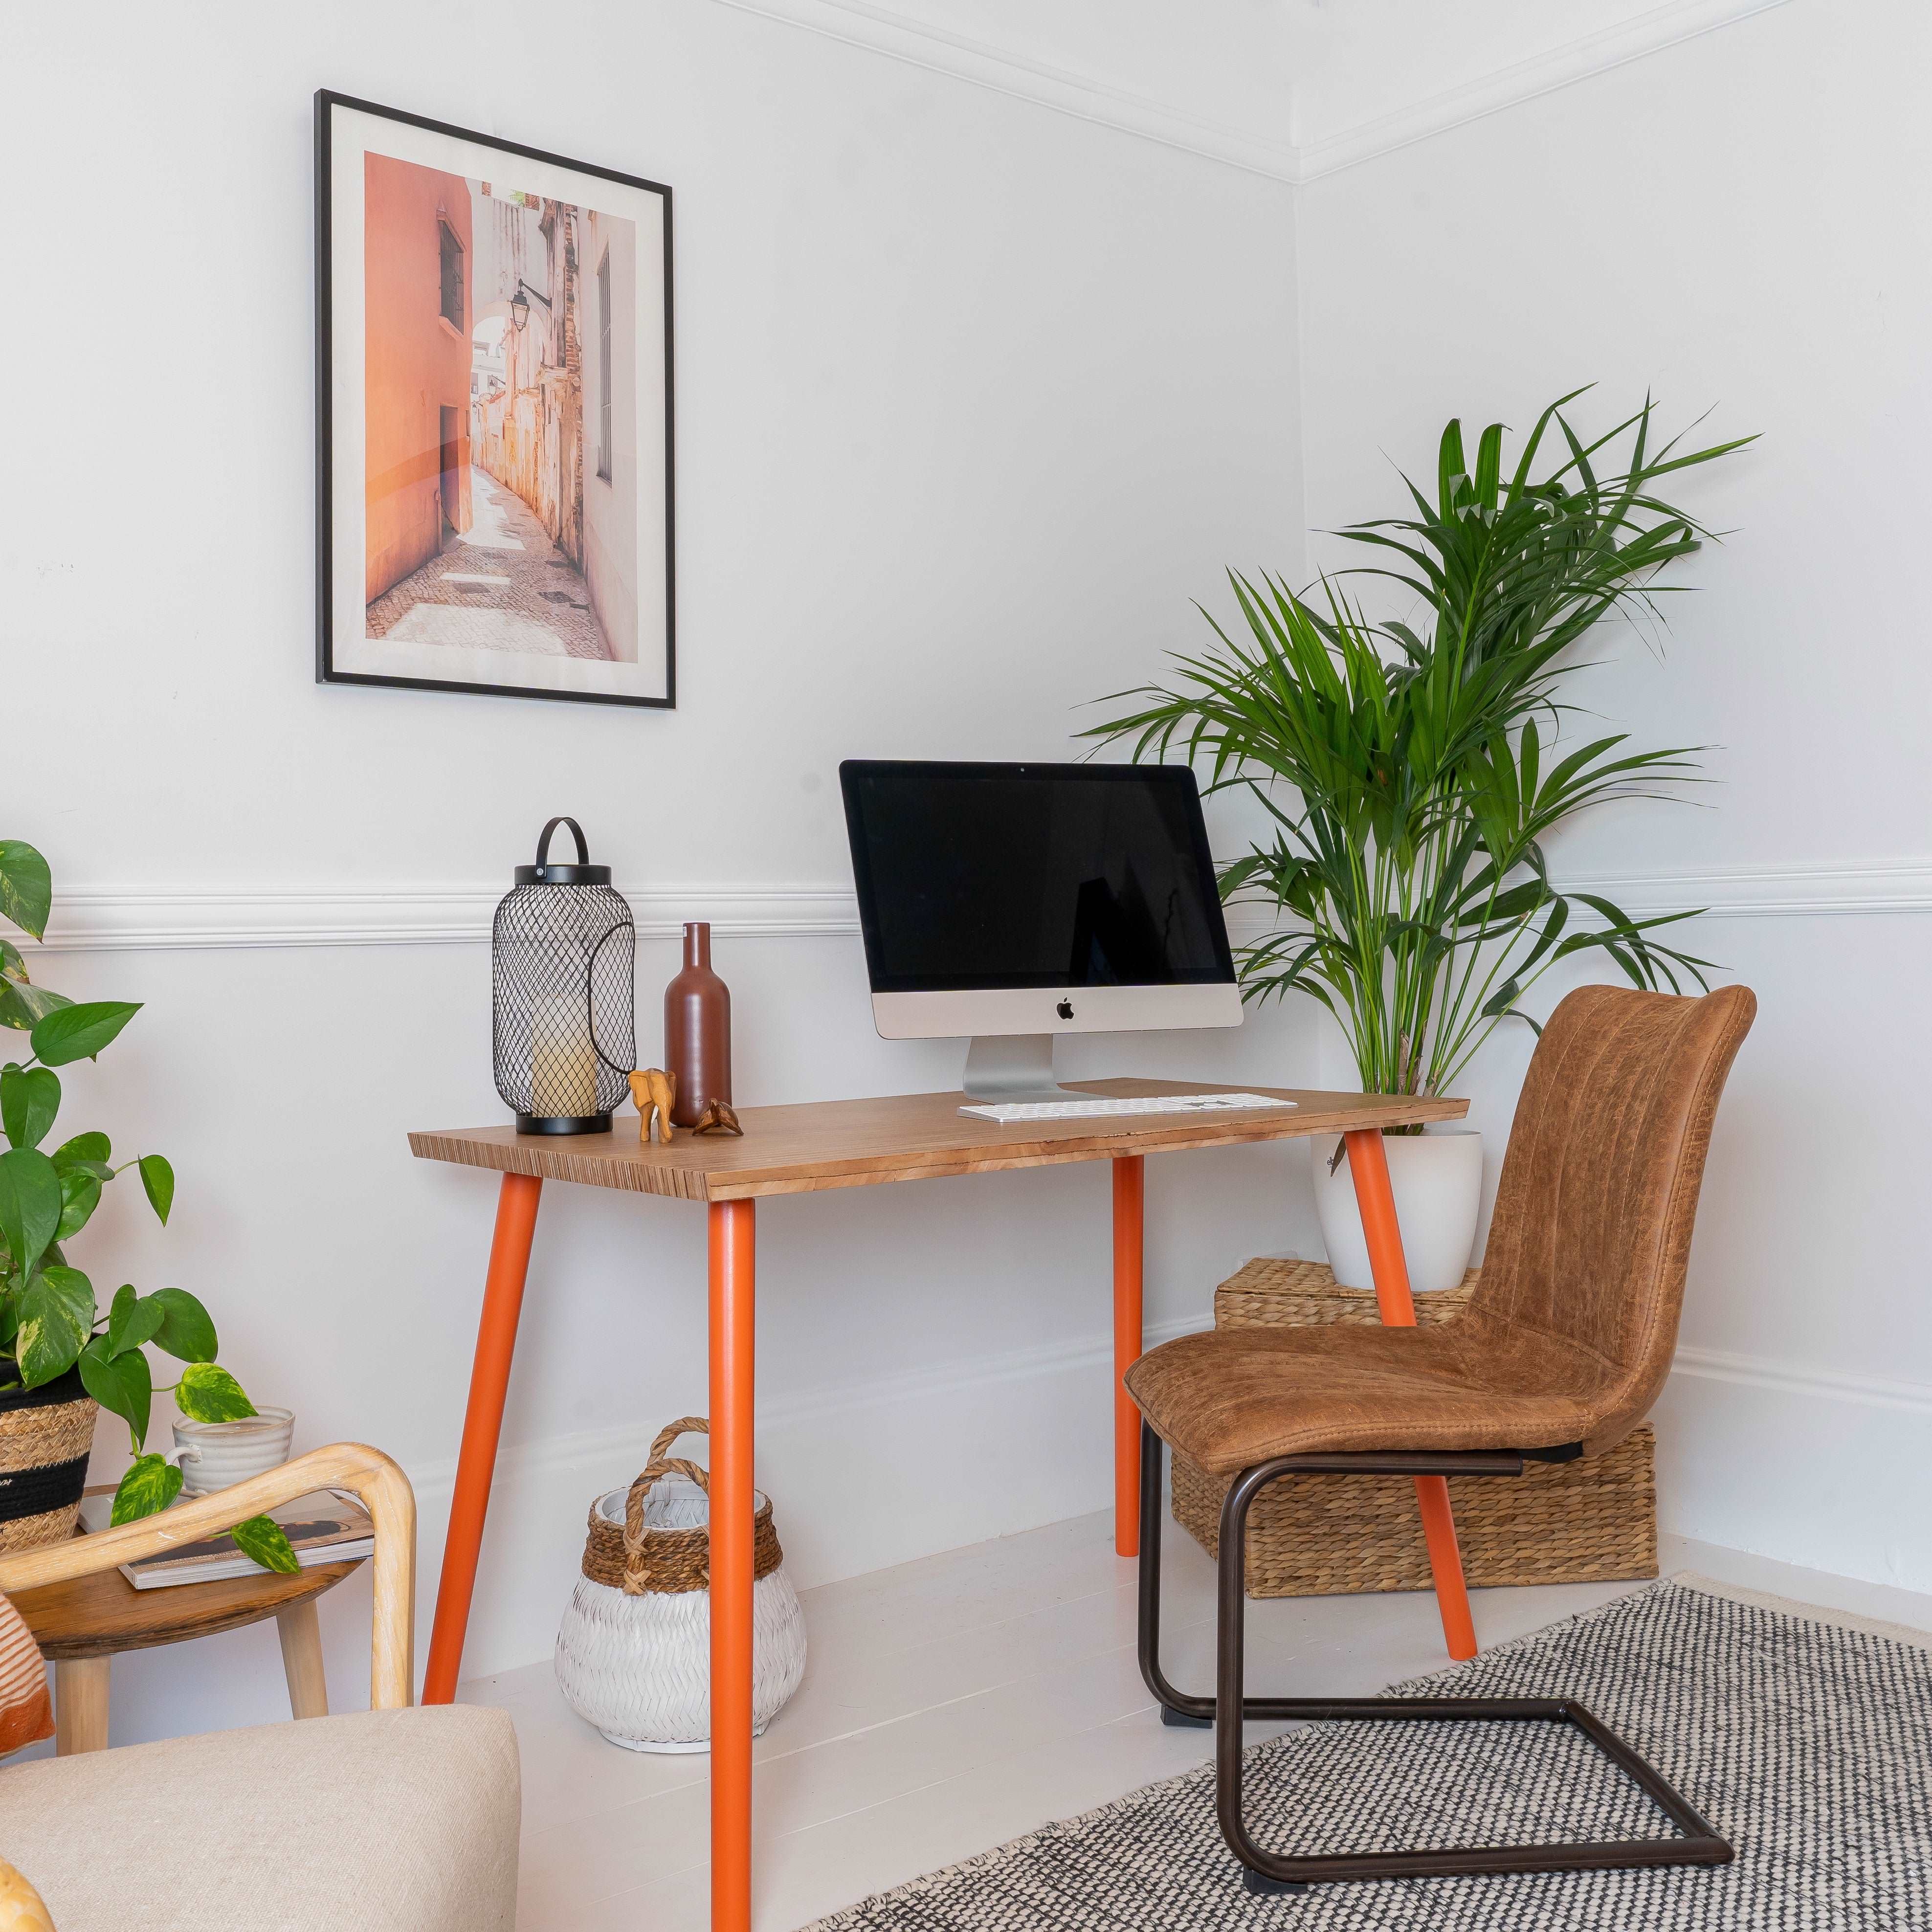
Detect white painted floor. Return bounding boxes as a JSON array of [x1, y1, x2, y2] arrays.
[[464, 1511, 1932, 1932]]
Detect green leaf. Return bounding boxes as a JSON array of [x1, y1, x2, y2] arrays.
[[16, 1264, 96, 1386], [0, 981, 70, 1032], [0, 1146, 63, 1282], [138, 1154, 175, 1225], [51, 1131, 111, 1175], [230, 1514, 300, 1575], [149, 1287, 218, 1363], [175, 1361, 256, 1423], [55, 1168, 102, 1241], [111, 1452, 183, 1525], [79, 1332, 153, 1448], [0, 1064, 60, 1150], [0, 978, 65, 1027], [107, 1283, 167, 1357], [30, 1001, 141, 1067], [0, 844, 52, 942], [0, 940, 22, 982]]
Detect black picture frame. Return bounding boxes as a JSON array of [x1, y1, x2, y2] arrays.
[[315, 90, 675, 708]]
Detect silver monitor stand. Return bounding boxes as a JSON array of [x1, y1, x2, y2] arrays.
[[962, 1034, 1074, 1103]]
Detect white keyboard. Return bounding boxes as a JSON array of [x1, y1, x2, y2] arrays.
[[959, 1092, 1294, 1125]]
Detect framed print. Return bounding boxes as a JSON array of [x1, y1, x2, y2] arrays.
[[315, 91, 674, 707]]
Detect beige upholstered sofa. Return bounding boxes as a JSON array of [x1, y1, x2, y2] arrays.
[[0, 1445, 519, 1932]]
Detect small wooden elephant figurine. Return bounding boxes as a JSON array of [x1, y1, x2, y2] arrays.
[[628, 1067, 678, 1144]]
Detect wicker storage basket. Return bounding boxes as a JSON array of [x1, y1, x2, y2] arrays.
[[554, 1417, 806, 1753], [0, 1368, 98, 1554], [1171, 1258, 1658, 1597]]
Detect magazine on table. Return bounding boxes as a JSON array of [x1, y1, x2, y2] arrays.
[[76, 1487, 375, 1590]]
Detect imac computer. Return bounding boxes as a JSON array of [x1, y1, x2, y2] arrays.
[[840, 759, 1244, 1105]]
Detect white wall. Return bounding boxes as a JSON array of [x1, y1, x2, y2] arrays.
[[1296, 0, 1932, 1592], [1, 0, 1307, 1743], [11, 0, 1922, 1756]]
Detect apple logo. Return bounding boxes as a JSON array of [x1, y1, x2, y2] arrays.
[[1056, 998, 1074, 1020]]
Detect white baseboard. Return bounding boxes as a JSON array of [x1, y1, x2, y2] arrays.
[[406, 1303, 1932, 1682], [1654, 1364, 1932, 1597], [1672, 1344, 1932, 1418], [419, 1310, 1206, 1681]]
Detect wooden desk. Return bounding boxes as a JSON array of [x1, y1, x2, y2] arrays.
[[411, 1077, 1468, 1932]]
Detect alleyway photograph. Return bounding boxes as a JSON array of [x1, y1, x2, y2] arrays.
[[360, 152, 642, 669], [366, 467, 609, 657]]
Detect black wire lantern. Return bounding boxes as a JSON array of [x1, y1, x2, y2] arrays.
[[493, 818, 636, 1135]]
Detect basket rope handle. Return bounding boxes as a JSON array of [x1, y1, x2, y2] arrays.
[[649, 1416, 709, 1466], [622, 1419, 713, 1588]]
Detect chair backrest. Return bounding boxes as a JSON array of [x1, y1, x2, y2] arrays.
[[1468, 982, 1756, 1454]]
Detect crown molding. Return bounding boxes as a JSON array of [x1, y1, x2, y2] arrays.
[[22, 855, 1932, 955], [1293, 0, 1798, 182], [707, 0, 1302, 182], [707, 0, 1794, 187]]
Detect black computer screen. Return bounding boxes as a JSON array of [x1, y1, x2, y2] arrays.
[[841, 761, 1236, 992]]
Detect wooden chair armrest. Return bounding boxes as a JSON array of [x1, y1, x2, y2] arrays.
[[0, 1443, 416, 1710]]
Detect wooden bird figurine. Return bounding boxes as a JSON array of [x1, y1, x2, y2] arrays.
[[628, 1067, 679, 1144], [692, 1098, 744, 1136]]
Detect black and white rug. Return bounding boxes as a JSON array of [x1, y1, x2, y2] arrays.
[[805, 1579, 1932, 1930]]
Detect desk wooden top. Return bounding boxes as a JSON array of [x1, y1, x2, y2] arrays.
[[410, 1080, 1467, 1203]]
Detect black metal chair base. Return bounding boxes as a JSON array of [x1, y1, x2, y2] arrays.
[[1242, 1865, 1309, 1895], [1137, 1422, 1734, 1888]]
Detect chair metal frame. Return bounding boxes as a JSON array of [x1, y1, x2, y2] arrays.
[[1136, 1421, 1733, 1893]]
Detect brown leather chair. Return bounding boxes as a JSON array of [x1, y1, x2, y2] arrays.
[[1128, 983, 1756, 1895]]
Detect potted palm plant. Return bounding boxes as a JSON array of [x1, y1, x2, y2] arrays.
[[0, 838, 293, 1568], [1088, 391, 1751, 1288]]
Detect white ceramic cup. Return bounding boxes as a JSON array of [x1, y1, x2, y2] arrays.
[[172, 1407, 295, 1495]]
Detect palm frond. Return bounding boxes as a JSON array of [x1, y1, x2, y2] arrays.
[[1081, 390, 1750, 1096]]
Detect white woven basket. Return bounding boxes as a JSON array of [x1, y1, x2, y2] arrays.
[[554, 1419, 807, 1754]]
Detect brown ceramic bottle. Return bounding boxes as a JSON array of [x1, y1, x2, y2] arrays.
[[665, 922, 731, 1128]]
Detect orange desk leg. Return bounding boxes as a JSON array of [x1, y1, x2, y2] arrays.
[[710, 1199, 756, 1932], [1112, 1156, 1145, 1560], [423, 1171, 543, 1705], [1342, 1128, 1478, 1664]]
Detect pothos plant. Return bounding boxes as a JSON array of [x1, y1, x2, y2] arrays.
[[0, 839, 295, 1571]]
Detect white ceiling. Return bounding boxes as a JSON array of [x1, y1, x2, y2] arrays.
[[718, 0, 1790, 178]]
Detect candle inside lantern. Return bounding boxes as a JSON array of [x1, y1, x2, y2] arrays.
[[530, 997, 598, 1118]]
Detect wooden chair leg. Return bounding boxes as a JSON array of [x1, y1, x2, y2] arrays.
[[54, 1656, 110, 1754], [277, 1599, 330, 1719]]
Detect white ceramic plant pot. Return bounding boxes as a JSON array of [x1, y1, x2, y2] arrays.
[[1312, 1130, 1483, 1295], [171, 1407, 295, 1494], [554, 1481, 807, 1754]]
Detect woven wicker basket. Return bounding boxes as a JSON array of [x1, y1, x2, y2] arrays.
[[0, 1369, 98, 1554], [554, 1417, 806, 1753], [1171, 1258, 1659, 1597]]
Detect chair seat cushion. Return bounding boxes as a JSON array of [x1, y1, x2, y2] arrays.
[[0, 1704, 518, 1932], [1125, 1319, 1604, 1475]]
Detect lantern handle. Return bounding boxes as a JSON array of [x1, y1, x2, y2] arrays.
[[535, 816, 591, 867]]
